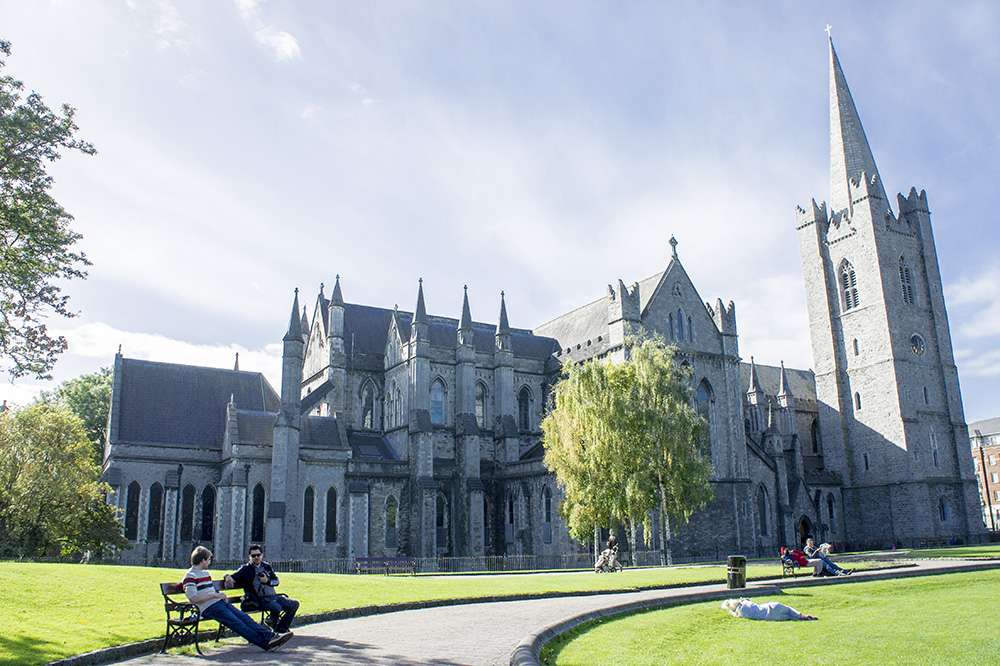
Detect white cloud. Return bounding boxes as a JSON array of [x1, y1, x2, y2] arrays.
[[151, 0, 189, 52], [234, 0, 301, 62], [300, 103, 321, 120]]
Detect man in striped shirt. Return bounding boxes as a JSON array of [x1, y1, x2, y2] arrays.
[[182, 546, 293, 651]]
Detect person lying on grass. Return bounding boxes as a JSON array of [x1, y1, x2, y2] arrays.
[[182, 546, 294, 651], [721, 597, 817, 621]]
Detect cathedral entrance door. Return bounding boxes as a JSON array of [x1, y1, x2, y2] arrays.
[[798, 516, 813, 546]]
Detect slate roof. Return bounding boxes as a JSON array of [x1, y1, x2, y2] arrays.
[[301, 415, 343, 449], [969, 416, 1000, 437], [739, 362, 816, 403], [340, 302, 557, 362], [236, 410, 277, 445], [116, 358, 279, 447], [347, 431, 398, 462]]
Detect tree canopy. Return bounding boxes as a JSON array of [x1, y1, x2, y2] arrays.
[[541, 336, 714, 564], [0, 402, 125, 558], [38, 366, 112, 466], [0, 39, 94, 380]]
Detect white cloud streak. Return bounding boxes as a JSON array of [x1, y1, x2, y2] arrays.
[[234, 0, 301, 62]]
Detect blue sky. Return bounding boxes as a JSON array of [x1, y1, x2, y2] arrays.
[[2, 1, 998, 422]]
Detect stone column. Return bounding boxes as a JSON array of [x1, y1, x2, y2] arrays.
[[348, 481, 370, 559], [229, 466, 248, 560], [467, 480, 485, 556], [163, 469, 180, 562], [418, 479, 437, 558]]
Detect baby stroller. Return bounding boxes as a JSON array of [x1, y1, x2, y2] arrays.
[[595, 544, 622, 573]]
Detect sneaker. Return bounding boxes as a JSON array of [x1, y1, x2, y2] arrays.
[[266, 632, 294, 651]]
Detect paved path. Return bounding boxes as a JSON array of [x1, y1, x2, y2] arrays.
[[120, 559, 998, 666]]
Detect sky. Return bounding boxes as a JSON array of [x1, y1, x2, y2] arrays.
[[1, 1, 998, 423]]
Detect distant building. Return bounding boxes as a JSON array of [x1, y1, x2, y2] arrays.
[[970, 417, 1000, 531], [102, 37, 985, 564]]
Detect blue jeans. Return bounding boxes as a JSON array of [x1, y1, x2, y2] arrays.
[[260, 596, 299, 633], [817, 553, 845, 574], [201, 600, 274, 649]]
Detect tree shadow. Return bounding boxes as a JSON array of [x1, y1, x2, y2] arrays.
[[176, 634, 470, 665], [0, 633, 66, 665]]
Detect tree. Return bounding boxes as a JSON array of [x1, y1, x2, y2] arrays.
[[38, 366, 112, 465], [542, 336, 713, 566], [0, 402, 125, 557], [0, 39, 94, 380]]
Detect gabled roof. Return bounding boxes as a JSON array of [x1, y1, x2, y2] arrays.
[[116, 358, 279, 448], [739, 362, 816, 403], [301, 415, 344, 449]]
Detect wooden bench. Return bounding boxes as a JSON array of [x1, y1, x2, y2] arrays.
[[159, 580, 281, 654], [354, 556, 416, 575]]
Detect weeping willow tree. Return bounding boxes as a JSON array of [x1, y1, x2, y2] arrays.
[[542, 336, 713, 565]]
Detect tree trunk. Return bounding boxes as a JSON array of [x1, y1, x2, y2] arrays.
[[659, 481, 673, 566]]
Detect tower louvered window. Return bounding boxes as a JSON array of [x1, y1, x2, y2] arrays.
[[899, 256, 915, 304], [840, 260, 859, 311]]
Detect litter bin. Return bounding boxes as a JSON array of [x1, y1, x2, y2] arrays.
[[727, 555, 747, 589]]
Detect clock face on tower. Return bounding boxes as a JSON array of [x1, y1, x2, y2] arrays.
[[910, 334, 925, 356]]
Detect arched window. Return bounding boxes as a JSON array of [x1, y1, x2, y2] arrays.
[[147, 482, 163, 541], [853, 338, 859, 356], [394, 387, 402, 426], [931, 430, 940, 468], [180, 484, 195, 541], [251, 484, 266, 542], [361, 382, 375, 430], [436, 492, 449, 554], [840, 260, 859, 311], [325, 487, 337, 542], [302, 487, 314, 543], [475, 382, 488, 429], [756, 486, 769, 537], [899, 256, 915, 304], [827, 494, 835, 528], [923, 386, 929, 405], [385, 383, 395, 428], [811, 418, 822, 455], [694, 379, 714, 451], [431, 379, 446, 425], [508, 493, 515, 526], [125, 481, 141, 540], [518, 387, 532, 431], [200, 486, 215, 541], [542, 486, 553, 544], [668, 312, 674, 341], [938, 497, 948, 522], [385, 496, 398, 549], [676, 309, 684, 340], [854, 392, 862, 411], [687, 316, 693, 342]]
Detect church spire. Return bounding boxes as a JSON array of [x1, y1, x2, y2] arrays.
[[747, 355, 763, 396], [829, 35, 887, 215], [330, 274, 344, 306], [414, 278, 427, 324], [459, 285, 472, 331], [497, 290, 510, 334], [283, 288, 303, 342]]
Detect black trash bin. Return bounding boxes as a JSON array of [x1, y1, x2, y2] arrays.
[[727, 555, 747, 589]]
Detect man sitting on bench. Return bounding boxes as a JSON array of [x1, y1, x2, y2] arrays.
[[182, 546, 293, 651], [225, 544, 300, 634]]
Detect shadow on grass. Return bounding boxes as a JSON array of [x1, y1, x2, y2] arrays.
[[0, 633, 65, 665]]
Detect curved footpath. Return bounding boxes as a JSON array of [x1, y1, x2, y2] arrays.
[[113, 559, 998, 666]]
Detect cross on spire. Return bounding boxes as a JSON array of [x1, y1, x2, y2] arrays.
[[825, 24, 832, 38]]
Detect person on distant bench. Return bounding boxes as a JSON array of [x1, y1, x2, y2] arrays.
[[225, 544, 300, 633], [721, 597, 817, 621], [804, 537, 852, 576], [182, 546, 292, 651], [786, 546, 824, 576]]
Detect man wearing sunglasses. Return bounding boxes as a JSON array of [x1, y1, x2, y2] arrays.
[[225, 544, 300, 634]]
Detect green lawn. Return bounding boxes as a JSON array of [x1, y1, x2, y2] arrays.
[[542, 569, 1000, 665], [0, 559, 886, 664], [907, 542, 1000, 559]]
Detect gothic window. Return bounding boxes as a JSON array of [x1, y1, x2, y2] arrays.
[[200, 486, 215, 542], [863, 452, 870, 471], [147, 482, 163, 541], [302, 487, 314, 543], [840, 260, 859, 311], [911, 334, 925, 356], [668, 313, 674, 341], [688, 316, 693, 342], [251, 483, 266, 542], [431, 379, 446, 425], [325, 487, 338, 542], [395, 387, 403, 426], [125, 481, 140, 540], [938, 497, 948, 522], [854, 392, 862, 411], [475, 382, 488, 429], [827, 494, 835, 528], [386, 496, 398, 549], [518, 387, 532, 431], [923, 386, 929, 405], [853, 338, 859, 356], [361, 381, 375, 429], [757, 486, 769, 536], [676, 309, 685, 340], [931, 430, 940, 468], [180, 484, 195, 541], [436, 492, 449, 554], [811, 418, 823, 455], [899, 256, 915, 305], [694, 379, 714, 451], [542, 486, 553, 544]]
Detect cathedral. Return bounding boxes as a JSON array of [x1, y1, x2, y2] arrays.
[[101, 38, 985, 565]]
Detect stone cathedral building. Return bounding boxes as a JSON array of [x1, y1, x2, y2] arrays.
[[102, 38, 984, 564]]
